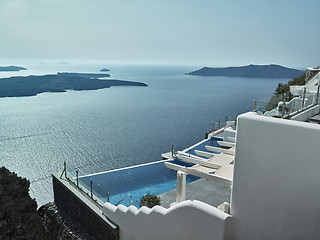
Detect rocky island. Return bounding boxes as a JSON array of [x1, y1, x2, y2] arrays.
[[0, 66, 27, 71], [0, 72, 147, 98], [100, 68, 110, 72], [186, 64, 303, 78]]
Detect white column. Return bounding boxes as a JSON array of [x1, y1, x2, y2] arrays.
[[176, 170, 186, 203]]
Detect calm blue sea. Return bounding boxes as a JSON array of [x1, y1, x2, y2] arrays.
[[0, 62, 286, 206]]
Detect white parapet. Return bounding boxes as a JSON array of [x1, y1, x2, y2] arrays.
[[103, 200, 233, 240]]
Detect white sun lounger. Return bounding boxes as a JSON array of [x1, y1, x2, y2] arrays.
[[176, 153, 221, 169], [217, 140, 236, 148], [205, 145, 235, 155], [177, 150, 234, 168], [208, 154, 234, 165], [195, 150, 234, 164], [194, 150, 216, 158]]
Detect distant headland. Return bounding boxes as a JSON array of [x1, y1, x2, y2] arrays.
[[0, 72, 147, 98], [0, 66, 27, 71], [186, 64, 304, 78]]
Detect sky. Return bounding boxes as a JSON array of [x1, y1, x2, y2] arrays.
[[0, 0, 319, 68]]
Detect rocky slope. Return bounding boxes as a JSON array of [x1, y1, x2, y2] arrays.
[[0, 167, 46, 239], [0, 167, 92, 239], [39, 202, 92, 240]]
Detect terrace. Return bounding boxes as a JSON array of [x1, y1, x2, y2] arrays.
[[54, 107, 320, 240], [62, 133, 234, 209], [52, 71, 320, 240], [254, 72, 320, 120]]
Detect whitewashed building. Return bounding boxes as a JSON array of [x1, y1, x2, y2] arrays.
[[102, 109, 320, 240]]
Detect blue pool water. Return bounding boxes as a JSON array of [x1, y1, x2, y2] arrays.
[[79, 159, 198, 206], [79, 137, 222, 206]]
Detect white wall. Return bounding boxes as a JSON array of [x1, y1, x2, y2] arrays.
[[103, 200, 233, 240], [223, 127, 236, 142], [230, 112, 320, 240]]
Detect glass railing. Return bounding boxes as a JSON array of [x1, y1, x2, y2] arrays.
[[209, 115, 237, 133], [62, 161, 106, 207], [254, 89, 319, 118]]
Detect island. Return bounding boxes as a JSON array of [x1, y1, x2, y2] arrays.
[[58, 72, 110, 78], [100, 68, 110, 72], [186, 64, 304, 78], [0, 72, 147, 98], [0, 66, 27, 71]]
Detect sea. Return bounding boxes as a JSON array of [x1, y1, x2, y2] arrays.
[[0, 62, 287, 206]]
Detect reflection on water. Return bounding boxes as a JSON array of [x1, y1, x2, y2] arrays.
[[0, 63, 285, 206]]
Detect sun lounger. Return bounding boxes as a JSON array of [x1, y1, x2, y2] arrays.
[[205, 145, 235, 155], [207, 154, 234, 165], [217, 140, 235, 148], [194, 150, 216, 158], [176, 153, 221, 169]]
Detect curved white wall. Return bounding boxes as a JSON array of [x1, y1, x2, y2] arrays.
[[103, 200, 233, 240]]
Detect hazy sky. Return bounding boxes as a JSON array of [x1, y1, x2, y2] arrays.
[[0, 0, 319, 68]]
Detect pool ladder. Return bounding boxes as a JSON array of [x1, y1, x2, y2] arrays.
[[115, 194, 133, 206]]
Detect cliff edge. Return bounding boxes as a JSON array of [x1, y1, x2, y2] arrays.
[[0, 167, 46, 239], [0, 167, 93, 239]]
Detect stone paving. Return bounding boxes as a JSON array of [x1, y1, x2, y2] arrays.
[[159, 178, 231, 208]]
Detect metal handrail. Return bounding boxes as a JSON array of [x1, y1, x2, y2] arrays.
[[171, 144, 178, 158], [60, 162, 104, 208], [115, 194, 133, 206], [210, 115, 236, 132]]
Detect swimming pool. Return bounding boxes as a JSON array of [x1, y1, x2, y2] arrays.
[[78, 159, 197, 206], [79, 137, 222, 207]]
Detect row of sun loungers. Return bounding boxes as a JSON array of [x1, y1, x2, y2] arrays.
[[165, 139, 235, 186]]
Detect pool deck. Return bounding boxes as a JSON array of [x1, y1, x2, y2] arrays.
[[159, 177, 231, 208], [160, 135, 232, 208]]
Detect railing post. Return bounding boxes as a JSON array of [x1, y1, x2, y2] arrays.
[[171, 144, 174, 158], [302, 87, 306, 109], [90, 180, 93, 198], [316, 80, 320, 104], [253, 99, 257, 112], [64, 161, 66, 178], [60, 161, 66, 179], [115, 194, 133, 206], [282, 93, 286, 117], [76, 170, 78, 186]]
